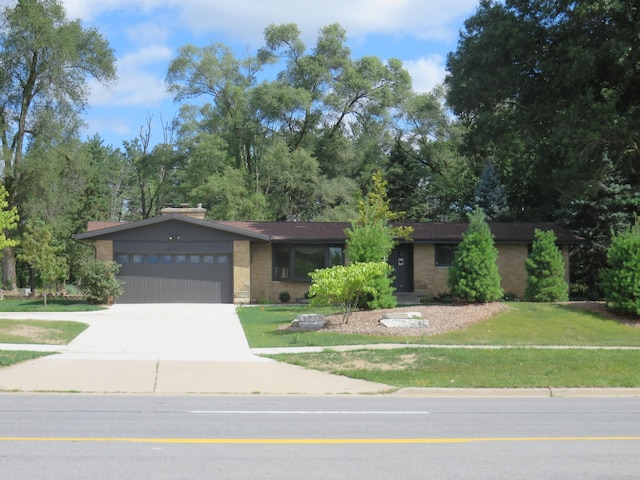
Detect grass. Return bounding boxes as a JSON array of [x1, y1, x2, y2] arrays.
[[237, 305, 428, 348], [0, 350, 52, 368], [429, 303, 640, 346], [236, 302, 640, 348], [239, 302, 640, 388], [0, 319, 89, 345], [0, 299, 93, 369], [267, 347, 640, 388], [0, 298, 103, 312]]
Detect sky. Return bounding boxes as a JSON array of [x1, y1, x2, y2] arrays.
[[56, 0, 481, 149]]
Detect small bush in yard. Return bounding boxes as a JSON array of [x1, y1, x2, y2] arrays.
[[601, 221, 640, 316], [448, 207, 503, 303], [525, 229, 569, 302], [278, 291, 291, 303], [309, 262, 393, 323], [77, 259, 124, 304]]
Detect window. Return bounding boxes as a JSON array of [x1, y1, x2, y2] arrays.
[[203, 255, 215, 264], [146, 254, 158, 264], [273, 247, 290, 280], [272, 245, 344, 281], [115, 254, 129, 264], [293, 246, 325, 279], [175, 255, 186, 264], [133, 255, 144, 264], [435, 245, 457, 267], [160, 255, 172, 264], [329, 247, 344, 266], [189, 255, 201, 264]]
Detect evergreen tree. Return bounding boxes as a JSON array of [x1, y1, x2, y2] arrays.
[[447, 207, 503, 303], [473, 162, 509, 221], [525, 229, 569, 302], [344, 170, 412, 309], [600, 219, 640, 316]]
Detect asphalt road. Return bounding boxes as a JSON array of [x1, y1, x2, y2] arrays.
[[1, 395, 639, 479]]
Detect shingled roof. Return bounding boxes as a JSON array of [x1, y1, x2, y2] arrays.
[[79, 217, 582, 244], [218, 221, 581, 244]]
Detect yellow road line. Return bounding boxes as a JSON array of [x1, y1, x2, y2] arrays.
[[1, 437, 639, 444]]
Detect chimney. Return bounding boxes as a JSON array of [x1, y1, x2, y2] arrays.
[[160, 202, 207, 220]]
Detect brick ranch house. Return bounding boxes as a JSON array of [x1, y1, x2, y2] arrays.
[[74, 205, 582, 304]]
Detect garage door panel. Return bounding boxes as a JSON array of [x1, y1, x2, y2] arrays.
[[116, 254, 232, 303]]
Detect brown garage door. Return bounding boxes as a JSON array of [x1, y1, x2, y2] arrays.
[[115, 253, 232, 303]]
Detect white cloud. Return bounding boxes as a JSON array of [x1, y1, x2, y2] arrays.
[[403, 55, 447, 93], [62, 0, 478, 45], [89, 45, 173, 108]]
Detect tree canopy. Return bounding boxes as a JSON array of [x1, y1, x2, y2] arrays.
[[0, 0, 116, 288]]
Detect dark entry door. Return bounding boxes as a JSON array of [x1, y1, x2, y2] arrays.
[[390, 244, 413, 292]]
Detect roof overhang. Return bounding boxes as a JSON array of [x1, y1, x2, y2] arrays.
[[73, 214, 271, 242]]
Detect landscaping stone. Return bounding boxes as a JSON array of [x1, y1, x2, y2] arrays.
[[291, 314, 326, 330], [382, 312, 423, 319], [379, 312, 428, 328], [379, 318, 429, 328]]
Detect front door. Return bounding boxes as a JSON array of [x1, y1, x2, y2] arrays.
[[390, 244, 413, 292]]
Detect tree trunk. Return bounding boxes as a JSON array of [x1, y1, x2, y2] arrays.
[[2, 247, 17, 291]]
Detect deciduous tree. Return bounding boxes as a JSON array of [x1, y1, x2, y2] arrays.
[[17, 220, 67, 307], [0, 0, 116, 288]]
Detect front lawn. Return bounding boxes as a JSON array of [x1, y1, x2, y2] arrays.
[[0, 298, 103, 312], [0, 350, 52, 368], [237, 305, 427, 348], [0, 319, 89, 345], [240, 302, 640, 388], [267, 347, 640, 388], [237, 302, 640, 348]]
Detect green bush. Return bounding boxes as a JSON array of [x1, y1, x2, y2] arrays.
[[600, 223, 640, 316], [77, 260, 124, 304], [357, 265, 397, 310], [309, 262, 393, 323], [525, 229, 569, 302], [447, 208, 503, 303], [278, 290, 291, 303]]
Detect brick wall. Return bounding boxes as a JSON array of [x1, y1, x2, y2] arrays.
[[233, 240, 251, 304], [95, 240, 113, 262], [496, 244, 528, 298], [413, 244, 449, 296], [247, 241, 571, 303], [250, 243, 311, 303], [412, 243, 556, 300]]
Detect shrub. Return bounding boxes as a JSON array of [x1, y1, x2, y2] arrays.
[[278, 290, 291, 303], [524, 229, 569, 302], [308, 262, 393, 323], [447, 208, 503, 303], [77, 259, 124, 304], [600, 222, 640, 316], [358, 267, 397, 310]]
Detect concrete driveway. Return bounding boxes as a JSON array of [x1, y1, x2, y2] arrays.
[[0, 304, 390, 395]]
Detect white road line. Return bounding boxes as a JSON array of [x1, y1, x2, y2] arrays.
[[189, 410, 430, 415]]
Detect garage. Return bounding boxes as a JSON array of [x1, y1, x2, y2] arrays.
[[115, 252, 233, 303], [74, 212, 270, 304]]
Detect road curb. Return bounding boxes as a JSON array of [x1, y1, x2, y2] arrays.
[[391, 387, 640, 398]]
